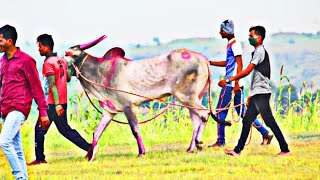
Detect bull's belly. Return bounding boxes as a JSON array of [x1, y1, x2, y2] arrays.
[[126, 85, 172, 106]]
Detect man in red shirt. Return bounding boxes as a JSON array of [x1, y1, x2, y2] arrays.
[[0, 25, 50, 180], [27, 34, 91, 165]]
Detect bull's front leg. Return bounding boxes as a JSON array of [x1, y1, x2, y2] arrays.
[[86, 111, 114, 161], [123, 106, 146, 156]]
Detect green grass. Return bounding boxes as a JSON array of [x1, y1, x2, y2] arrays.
[[1, 69, 320, 179], [1, 108, 320, 179]]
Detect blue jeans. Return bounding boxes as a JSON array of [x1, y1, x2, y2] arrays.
[[215, 86, 268, 144], [0, 111, 28, 180]]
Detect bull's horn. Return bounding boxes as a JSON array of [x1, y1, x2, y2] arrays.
[[79, 35, 107, 50]]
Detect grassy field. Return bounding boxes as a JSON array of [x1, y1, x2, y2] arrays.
[[1, 73, 319, 179], [1, 101, 320, 180]]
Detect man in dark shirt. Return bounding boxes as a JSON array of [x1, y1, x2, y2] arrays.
[[222, 26, 290, 157]]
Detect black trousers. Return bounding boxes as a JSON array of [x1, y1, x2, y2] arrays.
[[34, 104, 91, 161], [234, 94, 290, 154]]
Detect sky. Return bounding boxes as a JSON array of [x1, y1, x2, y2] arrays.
[[2, 0, 320, 46]]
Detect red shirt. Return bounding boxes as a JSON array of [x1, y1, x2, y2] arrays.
[[0, 48, 48, 118], [42, 55, 68, 104]]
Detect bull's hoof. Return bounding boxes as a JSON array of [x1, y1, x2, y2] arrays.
[[196, 144, 203, 151], [195, 140, 203, 145], [85, 145, 99, 162], [195, 140, 203, 151], [138, 153, 145, 157], [85, 148, 92, 160], [201, 116, 208, 122], [187, 149, 195, 153]]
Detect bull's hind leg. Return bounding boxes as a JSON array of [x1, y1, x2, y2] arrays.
[[174, 93, 210, 153], [195, 120, 207, 151], [187, 110, 208, 153], [86, 111, 114, 161], [123, 106, 146, 156], [175, 92, 210, 123]]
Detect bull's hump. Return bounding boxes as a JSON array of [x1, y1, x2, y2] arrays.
[[103, 47, 126, 60]]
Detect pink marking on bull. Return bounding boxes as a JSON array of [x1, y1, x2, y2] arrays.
[[99, 100, 116, 110], [96, 57, 105, 62], [105, 55, 113, 60], [105, 58, 118, 83], [181, 51, 191, 59], [92, 139, 98, 146], [137, 136, 146, 155]]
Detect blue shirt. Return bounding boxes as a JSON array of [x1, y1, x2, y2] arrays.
[[225, 38, 242, 87]]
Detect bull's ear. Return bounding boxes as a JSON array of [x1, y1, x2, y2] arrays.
[[79, 35, 107, 50]]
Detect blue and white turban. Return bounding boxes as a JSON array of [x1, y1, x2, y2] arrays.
[[220, 19, 234, 35]]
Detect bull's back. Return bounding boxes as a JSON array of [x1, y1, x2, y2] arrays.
[[168, 49, 210, 92], [123, 54, 171, 87], [106, 49, 210, 106], [119, 49, 209, 90], [168, 49, 210, 81]]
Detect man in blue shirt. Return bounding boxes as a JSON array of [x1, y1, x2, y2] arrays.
[[208, 20, 273, 148]]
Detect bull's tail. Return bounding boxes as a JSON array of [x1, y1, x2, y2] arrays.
[[210, 111, 232, 126], [205, 60, 232, 126]]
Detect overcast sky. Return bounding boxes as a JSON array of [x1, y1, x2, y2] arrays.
[[2, 0, 320, 46]]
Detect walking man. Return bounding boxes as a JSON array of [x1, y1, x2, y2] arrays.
[[27, 34, 92, 165], [0, 25, 50, 180], [208, 20, 273, 148], [223, 26, 290, 156]]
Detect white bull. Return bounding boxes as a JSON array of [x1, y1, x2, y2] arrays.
[[65, 35, 231, 161]]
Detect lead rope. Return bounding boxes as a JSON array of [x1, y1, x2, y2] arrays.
[[209, 84, 255, 146], [230, 89, 243, 123]]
